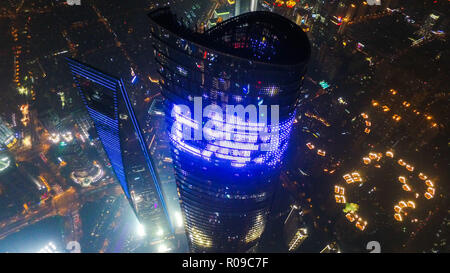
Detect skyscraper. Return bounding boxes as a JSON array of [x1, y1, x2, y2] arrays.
[[148, 8, 310, 252], [0, 117, 17, 150], [234, 0, 258, 17], [66, 58, 173, 240]]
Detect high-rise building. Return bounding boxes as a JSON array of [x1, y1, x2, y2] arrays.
[[148, 8, 310, 252], [66, 58, 173, 240], [283, 205, 308, 251], [287, 228, 308, 251], [0, 117, 17, 150]]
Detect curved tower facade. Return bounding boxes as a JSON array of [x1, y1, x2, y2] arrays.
[[149, 8, 310, 252]]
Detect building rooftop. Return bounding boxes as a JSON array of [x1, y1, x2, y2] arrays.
[[148, 7, 310, 66]]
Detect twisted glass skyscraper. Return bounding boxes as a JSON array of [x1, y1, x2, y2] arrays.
[[149, 8, 310, 252]]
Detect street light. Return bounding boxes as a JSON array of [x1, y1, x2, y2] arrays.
[[136, 223, 146, 237]]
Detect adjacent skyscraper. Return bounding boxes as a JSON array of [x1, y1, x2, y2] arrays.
[[66, 58, 173, 240], [148, 8, 310, 252]]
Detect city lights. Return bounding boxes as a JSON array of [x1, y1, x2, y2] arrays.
[[19, 104, 29, 126], [70, 161, 103, 187], [175, 212, 183, 228], [49, 133, 60, 144], [157, 243, 171, 253], [338, 149, 437, 226], [38, 242, 58, 253], [156, 227, 164, 237], [0, 0, 446, 256], [61, 132, 73, 142]]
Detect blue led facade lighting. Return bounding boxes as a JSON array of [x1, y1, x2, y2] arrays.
[[67, 58, 173, 237], [66, 58, 128, 195], [149, 8, 310, 252]]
